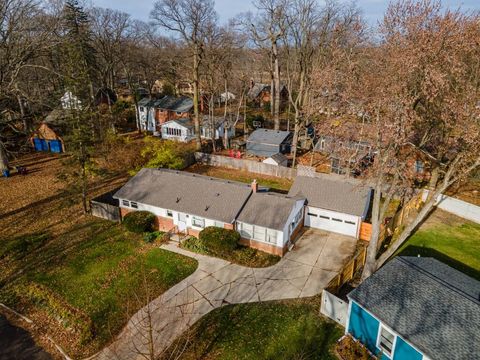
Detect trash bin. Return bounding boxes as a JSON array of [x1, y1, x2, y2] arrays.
[[2, 169, 10, 177]]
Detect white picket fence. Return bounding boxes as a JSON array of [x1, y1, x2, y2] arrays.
[[423, 190, 480, 224]]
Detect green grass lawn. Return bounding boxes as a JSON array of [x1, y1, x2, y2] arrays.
[[0, 219, 197, 357], [164, 299, 342, 360], [398, 214, 480, 280], [186, 164, 293, 192]]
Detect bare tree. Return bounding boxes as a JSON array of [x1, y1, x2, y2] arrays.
[[151, 0, 218, 150], [249, 0, 289, 129]]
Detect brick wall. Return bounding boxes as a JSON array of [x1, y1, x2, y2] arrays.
[[224, 223, 234, 230], [157, 216, 174, 232], [239, 238, 286, 257]]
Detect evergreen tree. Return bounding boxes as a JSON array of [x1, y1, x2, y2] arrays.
[[59, 0, 99, 214]]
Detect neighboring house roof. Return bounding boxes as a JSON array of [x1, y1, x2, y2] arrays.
[[154, 95, 193, 113], [247, 83, 269, 99], [247, 83, 287, 100], [268, 153, 288, 164], [137, 98, 156, 107], [288, 175, 370, 216], [348, 257, 480, 360], [247, 129, 292, 146], [237, 192, 305, 231], [113, 168, 253, 223], [161, 117, 225, 130]]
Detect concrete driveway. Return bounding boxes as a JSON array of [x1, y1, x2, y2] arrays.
[[96, 229, 356, 360]]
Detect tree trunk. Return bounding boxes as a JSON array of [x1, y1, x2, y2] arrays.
[[81, 156, 88, 214], [291, 111, 300, 168], [272, 40, 281, 130], [193, 47, 202, 151], [361, 182, 383, 280], [0, 142, 9, 172], [374, 194, 438, 269]]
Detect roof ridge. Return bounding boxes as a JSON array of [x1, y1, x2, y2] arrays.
[[146, 168, 252, 188], [399, 257, 480, 305]]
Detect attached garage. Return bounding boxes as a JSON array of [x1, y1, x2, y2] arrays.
[[289, 175, 372, 239], [304, 206, 360, 237]]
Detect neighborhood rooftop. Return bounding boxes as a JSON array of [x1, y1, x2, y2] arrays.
[[113, 168, 252, 223], [247, 128, 292, 145], [237, 192, 305, 231], [138, 95, 193, 113], [288, 175, 371, 216], [348, 257, 480, 360]]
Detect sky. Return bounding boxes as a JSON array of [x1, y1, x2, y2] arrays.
[[91, 0, 480, 25]]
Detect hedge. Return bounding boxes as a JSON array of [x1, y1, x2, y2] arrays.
[[199, 227, 240, 256], [123, 211, 155, 233]]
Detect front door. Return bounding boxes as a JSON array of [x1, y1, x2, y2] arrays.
[[177, 213, 187, 233]]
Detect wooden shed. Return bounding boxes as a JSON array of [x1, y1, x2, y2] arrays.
[[31, 122, 65, 153]]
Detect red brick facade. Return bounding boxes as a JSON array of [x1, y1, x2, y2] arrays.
[[239, 238, 287, 257]]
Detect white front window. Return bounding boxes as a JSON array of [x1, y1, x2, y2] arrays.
[[192, 216, 205, 228], [214, 221, 224, 228], [238, 222, 277, 244], [378, 326, 395, 357]]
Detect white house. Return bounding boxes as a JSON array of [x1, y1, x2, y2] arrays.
[[161, 117, 235, 142], [137, 98, 156, 132], [114, 169, 305, 256], [262, 153, 289, 167], [61, 91, 82, 110], [288, 175, 372, 238]]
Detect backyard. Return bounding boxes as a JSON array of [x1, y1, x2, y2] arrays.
[[186, 163, 293, 192], [398, 209, 480, 280], [0, 153, 197, 357], [164, 298, 343, 360]]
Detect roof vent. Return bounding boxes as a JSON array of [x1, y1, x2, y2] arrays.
[[215, 193, 220, 197], [205, 206, 209, 211], [176, 197, 181, 203]]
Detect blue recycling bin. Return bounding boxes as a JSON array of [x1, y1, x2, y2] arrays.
[[2, 169, 10, 177]]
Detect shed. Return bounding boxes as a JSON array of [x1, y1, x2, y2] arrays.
[[346, 256, 480, 360], [31, 113, 66, 153], [262, 153, 289, 167], [246, 129, 292, 157]]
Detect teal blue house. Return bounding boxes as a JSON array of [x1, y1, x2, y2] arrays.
[[346, 257, 480, 360]]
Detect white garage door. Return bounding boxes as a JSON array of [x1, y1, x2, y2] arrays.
[[304, 206, 358, 237]]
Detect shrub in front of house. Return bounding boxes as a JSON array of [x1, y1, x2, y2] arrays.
[[123, 211, 155, 233], [143, 231, 164, 243], [199, 227, 240, 256]]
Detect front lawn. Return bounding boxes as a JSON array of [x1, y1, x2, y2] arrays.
[[0, 220, 197, 357], [164, 299, 343, 360], [398, 210, 480, 280]]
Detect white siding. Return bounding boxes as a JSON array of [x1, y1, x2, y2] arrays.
[[281, 199, 305, 247], [161, 121, 194, 142], [304, 206, 360, 238]]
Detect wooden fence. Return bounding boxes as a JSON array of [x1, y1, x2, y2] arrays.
[[326, 246, 367, 294], [195, 152, 297, 178]]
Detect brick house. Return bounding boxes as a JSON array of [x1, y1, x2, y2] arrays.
[[137, 96, 194, 132], [113, 168, 305, 256], [247, 81, 288, 108]]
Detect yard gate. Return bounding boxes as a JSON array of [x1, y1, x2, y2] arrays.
[[320, 290, 348, 326]]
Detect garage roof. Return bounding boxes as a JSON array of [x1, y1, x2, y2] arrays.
[[288, 175, 371, 216], [247, 129, 292, 146], [114, 168, 252, 223]]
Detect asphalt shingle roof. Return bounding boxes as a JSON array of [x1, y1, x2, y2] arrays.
[[237, 192, 305, 230], [154, 95, 193, 112], [247, 129, 292, 146], [348, 257, 480, 360], [113, 168, 252, 223], [288, 175, 370, 216]]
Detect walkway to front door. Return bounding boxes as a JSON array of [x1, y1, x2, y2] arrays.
[[95, 229, 356, 360]]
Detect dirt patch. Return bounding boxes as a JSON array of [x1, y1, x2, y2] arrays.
[[419, 209, 470, 231]]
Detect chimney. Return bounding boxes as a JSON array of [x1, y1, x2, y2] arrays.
[[251, 179, 258, 193]]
